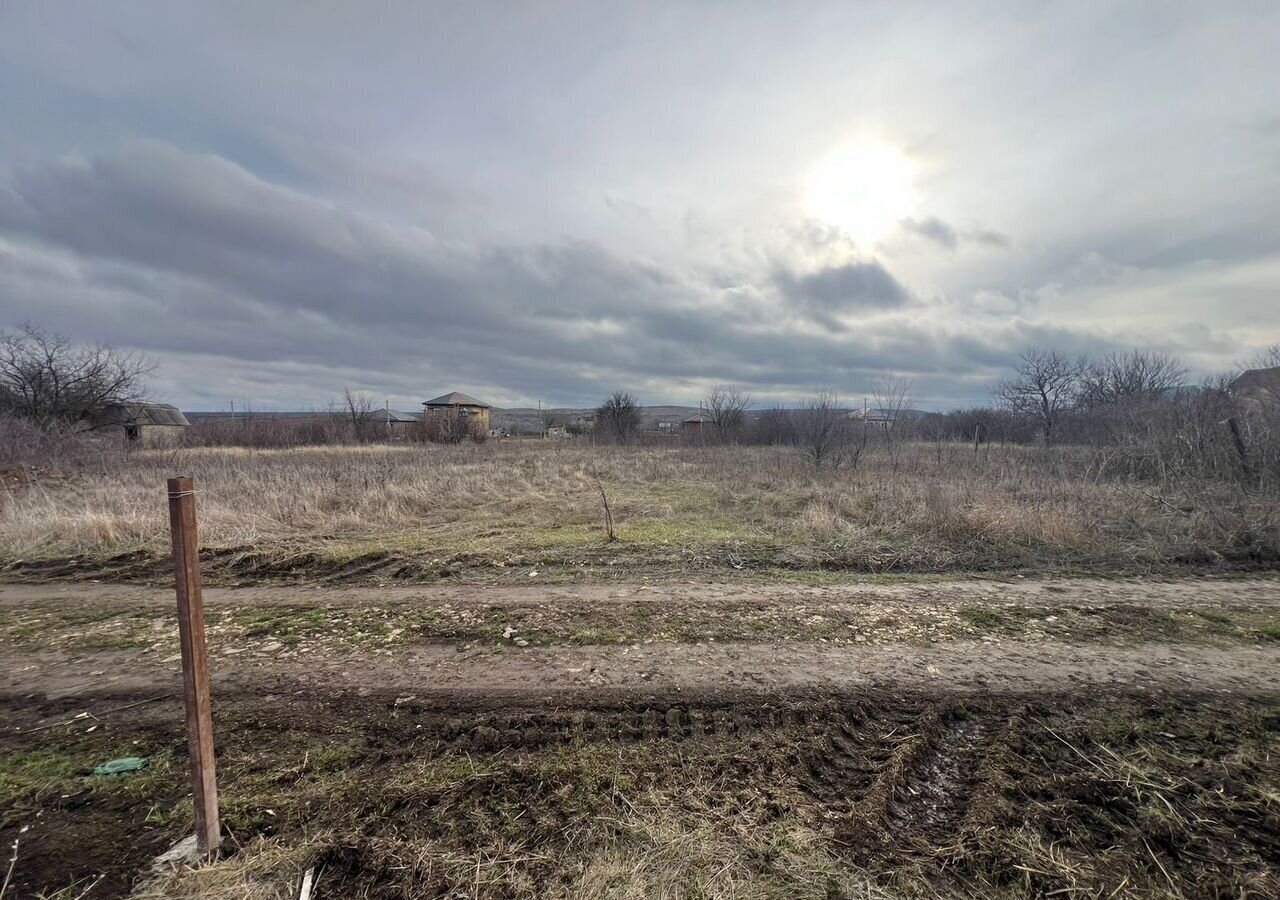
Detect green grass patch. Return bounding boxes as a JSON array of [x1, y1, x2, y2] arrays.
[[958, 606, 1005, 629], [1251, 622, 1280, 642]]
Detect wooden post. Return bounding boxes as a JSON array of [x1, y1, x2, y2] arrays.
[[167, 476, 221, 857], [1227, 417, 1251, 476]]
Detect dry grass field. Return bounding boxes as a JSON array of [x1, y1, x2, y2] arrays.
[[3, 440, 1280, 898], [2, 440, 1276, 582]]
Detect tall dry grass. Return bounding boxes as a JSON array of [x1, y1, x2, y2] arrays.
[[2, 439, 1276, 575]]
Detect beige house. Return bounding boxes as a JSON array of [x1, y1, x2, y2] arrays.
[[423, 392, 491, 431], [86, 402, 190, 447]]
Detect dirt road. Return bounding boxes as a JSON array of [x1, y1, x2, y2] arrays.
[[3, 577, 1280, 705], [3, 577, 1280, 899]]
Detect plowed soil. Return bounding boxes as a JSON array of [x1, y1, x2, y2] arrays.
[[2, 578, 1280, 898]]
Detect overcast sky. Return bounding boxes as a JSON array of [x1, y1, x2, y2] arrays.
[[1, 3, 1277, 411]]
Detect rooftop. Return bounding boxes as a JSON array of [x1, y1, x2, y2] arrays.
[[94, 402, 190, 427], [1232, 367, 1280, 397], [423, 392, 490, 408]]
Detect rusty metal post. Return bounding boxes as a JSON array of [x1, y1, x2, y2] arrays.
[[167, 476, 221, 857]]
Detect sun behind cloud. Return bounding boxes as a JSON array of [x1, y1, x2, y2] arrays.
[[804, 139, 918, 247]]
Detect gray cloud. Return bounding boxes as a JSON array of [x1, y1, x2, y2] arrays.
[[0, 4, 1276, 408], [899, 217, 1010, 251], [901, 217, 958, 250], [0, 142, 1126, 410], [969, 227, 1011, 248], [772, 260, 909, 328]]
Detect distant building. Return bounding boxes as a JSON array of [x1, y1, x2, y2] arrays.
[[1231, 367, 1280, 409], [383, 409, 422, 439], [423, 392, 491, 431], [682, 415, 707, 433], [86, 402, 190, 446], [849, 408, 895, 429]]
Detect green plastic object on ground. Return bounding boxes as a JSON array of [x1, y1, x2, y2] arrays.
[[93, 756, 148, 776]]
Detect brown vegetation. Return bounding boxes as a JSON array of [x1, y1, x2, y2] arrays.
[[1, 430, 1275, 582], [0, 323, 153, 429]]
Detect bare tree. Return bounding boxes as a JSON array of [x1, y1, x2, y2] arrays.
[[1077, 350, 1187, 409], [536, 401, 557, 438], [700, 384, 751, 442], [1248, 344, 1280, 370], [0, 323, 153, 429], [596, 391, 642, 443], [795, 390, 851, 470], [751, 406, 797, 446], [994, 349, 1083, 445], [872, 373, 914, 473], [343, 388, 378, 442]]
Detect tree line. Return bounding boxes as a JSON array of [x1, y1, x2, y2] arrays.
[[2, 322, 1276, 487]]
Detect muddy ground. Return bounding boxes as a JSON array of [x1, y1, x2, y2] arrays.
[[2, 578, 1280, 898]]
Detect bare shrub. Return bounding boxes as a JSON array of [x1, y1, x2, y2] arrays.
[[596, 392, 642, 444], [1074, 375, 1280, 493], [795, 390, 852, 470], [1077, 350, 1187, 409], [0, 413, 127, 469], [0, 323, 153, 429], [926, 407, 1035, 447], [750, 406, 797, 446], [422, 412, 484, 444], [872, 374, 914, 473], [700, 385, 751, 443], [183, 415, 353, 448]]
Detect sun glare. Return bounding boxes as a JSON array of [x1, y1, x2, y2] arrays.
[[804, 140, 917, 246]]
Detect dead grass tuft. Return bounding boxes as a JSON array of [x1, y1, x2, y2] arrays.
[[131, 836, 313, 900]]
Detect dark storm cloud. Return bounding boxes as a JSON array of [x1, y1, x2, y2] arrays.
[[772, 260, 909, 329]]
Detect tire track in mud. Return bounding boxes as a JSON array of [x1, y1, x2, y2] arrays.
[[426, 701, 784, 751], [793, 702, 1016, 862], [7, 684, 1278, 900], [357, 694, 1017, 868], [888, 711, 987, 834]]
